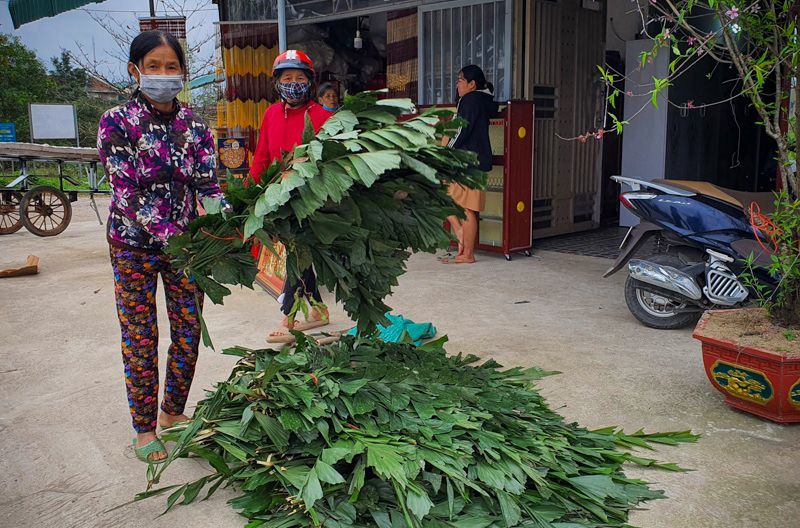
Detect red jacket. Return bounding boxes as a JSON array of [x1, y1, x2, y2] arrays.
[[249, 101, 330, 183]]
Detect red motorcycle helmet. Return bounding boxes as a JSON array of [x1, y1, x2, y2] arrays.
[[272, 50, 315, 78]]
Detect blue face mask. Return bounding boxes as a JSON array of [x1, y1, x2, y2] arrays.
[[322, 104, 338, 112], [135, 65, 183, 104]]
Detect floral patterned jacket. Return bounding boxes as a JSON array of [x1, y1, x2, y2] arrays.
[[97, 95, 224, 251]]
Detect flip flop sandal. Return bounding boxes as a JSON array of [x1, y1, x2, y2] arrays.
[[132, 438, 168, 464], [287, 331, 343, 348], [267, 328, 298, 344], [294, 319, 330, 332], [441, 255, 475, 265]]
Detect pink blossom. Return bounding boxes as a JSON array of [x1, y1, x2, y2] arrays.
[[595, 128, 605, 139], [663, 29, 671, 40], [579, 134, 587, 143], [626, 91, 633, 96], [726, 6, 739, 19], [697, 48, 705, 55], [687, 37, 696, 45], [647, 57, 653, 64], [687, 100, 695, 109]]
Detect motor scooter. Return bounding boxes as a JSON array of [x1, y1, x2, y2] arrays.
[[605, 176, 778, 329]]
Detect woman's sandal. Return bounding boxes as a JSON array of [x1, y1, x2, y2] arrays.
[[132, 438, 168, 463], [266, 327, 298, 344], [294, 319, 329, 331], [267, 318, 301, 344], [441, 255, 475, 264], [267, 311, 330, 343], [280, 334, 342, 349]]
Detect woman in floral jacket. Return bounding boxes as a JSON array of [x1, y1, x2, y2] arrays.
[[97, 30, 226, 463]]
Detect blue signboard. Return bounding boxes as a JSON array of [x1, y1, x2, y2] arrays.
[[0, 123, 16, 143]]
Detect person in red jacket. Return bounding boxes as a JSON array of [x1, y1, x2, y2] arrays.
[[250, 50, 330, 183], [251, 50, 332, 342]]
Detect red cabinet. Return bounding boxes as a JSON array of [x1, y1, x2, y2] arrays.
[[477, 101, 534, 260]]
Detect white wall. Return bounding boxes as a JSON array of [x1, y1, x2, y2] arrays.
[[619, 39, 669, 226]]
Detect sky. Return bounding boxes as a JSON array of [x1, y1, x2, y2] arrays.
[[0, 0, 218, 80]]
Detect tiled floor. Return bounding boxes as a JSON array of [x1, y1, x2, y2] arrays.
[[534, 226, 657, 260]]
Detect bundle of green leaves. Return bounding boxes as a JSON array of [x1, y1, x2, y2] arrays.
[[166, 92, 486, 335], [140, 336, 696, 527]]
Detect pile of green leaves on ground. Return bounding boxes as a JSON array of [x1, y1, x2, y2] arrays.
[[140, 336, 697, 527], [166, 92, 485, 334]]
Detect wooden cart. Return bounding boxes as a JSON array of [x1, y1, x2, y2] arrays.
[[0, 142, 107, 236]]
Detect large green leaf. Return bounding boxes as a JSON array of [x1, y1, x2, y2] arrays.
[[314, 460, 346, 484], [299, 467, 324, 509], [321, 110, 359, 136], [406, 484, 434, 519], [366, 443, 408, 487]]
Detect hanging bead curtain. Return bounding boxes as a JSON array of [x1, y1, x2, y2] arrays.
[[216, 22, 280, 148]]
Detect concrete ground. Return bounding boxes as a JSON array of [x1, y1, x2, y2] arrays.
[[1, 201, 797, 528]]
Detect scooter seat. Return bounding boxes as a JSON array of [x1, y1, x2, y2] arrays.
[[653, 179, 777, 215], [723, 188, 777, 216]]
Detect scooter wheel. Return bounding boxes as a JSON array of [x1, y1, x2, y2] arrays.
[[623, 255, 700, 330]]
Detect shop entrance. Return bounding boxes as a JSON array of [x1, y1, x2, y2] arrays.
[[287, 15, 389, 96]]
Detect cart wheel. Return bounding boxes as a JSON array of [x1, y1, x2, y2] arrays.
[[505, 254, 512, 261], [0, 190, 24, 235], [20, 186, 72, 237], [524, 250, 532, 257]]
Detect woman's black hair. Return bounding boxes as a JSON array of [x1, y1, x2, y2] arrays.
[[460, 65, 494, 94], [317, 83, 337, 100], [129, 30, 186, 72]]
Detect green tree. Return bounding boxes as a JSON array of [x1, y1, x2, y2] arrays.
[[49, 51, 106, 147], [0, 34, 56, 142], [51, 51, 89, 101]]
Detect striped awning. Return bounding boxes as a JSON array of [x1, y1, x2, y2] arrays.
[[8, 0, 105, 29]]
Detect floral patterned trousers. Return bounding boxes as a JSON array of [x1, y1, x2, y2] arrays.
[[110, 246, 203, 433]]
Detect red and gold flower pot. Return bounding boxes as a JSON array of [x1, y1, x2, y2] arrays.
[[693, 310, 800, 424]]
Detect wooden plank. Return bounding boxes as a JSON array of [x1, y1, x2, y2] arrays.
[[0, 255, 39, 278], [0, 142, 99, 162]]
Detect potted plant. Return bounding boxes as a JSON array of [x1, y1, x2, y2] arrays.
[[594, 0, 800, 421], [693, 191, 800, 423]]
